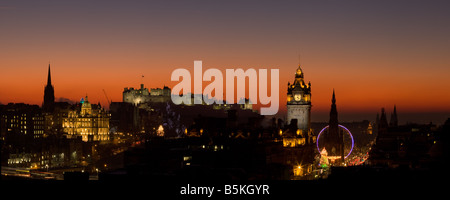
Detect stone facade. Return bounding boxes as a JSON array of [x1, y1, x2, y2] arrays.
[[63, 96, 110, 142], [286, 65, 311, 133], [123, 84, 171, 105]]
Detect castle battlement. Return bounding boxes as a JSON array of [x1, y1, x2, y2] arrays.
[[123, 84, 171, 105]]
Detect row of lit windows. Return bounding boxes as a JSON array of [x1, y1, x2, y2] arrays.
[[8, 118, 19, 123], [34, 125, 44, 129], [64, 117, 108, 122], [66, 128, 109, 134], [32, 120, 44, 125], [81, 135, 109, 142], [7, 153, 67, 166], [63, 122, 109, 128], [4, 119, 43, 125]]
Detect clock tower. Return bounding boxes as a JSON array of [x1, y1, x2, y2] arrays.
[[287, 65, 311, 136]]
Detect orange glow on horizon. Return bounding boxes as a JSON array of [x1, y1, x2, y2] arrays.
[[1, 58, 450, 117]]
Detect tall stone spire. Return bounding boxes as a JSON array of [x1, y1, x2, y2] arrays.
[[389, 105, 398, 127], [43, 64, 55, 112], [324, 89, 344, 162], [378, 108, 388, 135], [47, 64, 52, 86], [329, 89, 338, 125]]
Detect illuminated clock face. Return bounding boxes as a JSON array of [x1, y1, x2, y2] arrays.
[[294, 94, 301, 101]]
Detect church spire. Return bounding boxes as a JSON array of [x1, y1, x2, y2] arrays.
[[326, 89, 344, 162], [389, 105, 398, 127], [47, 64, 52, 86], [329, 89, 338, 125], [332, 89, 336, 104], [378, 108, 388, 135], [43, 64, 55, 112]]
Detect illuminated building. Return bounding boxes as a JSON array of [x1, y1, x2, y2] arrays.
[[63, 96, 110, 142], [268, 65, 317, 179], [281, 129, 306, 148], [156, 125, 164, 137], [283, 65, 313, 147], [286, 65, 312, 141], [319, 148, 329, 167], [5, 136, 83, 170], [123, 84, 171, 105], [293, 165, 303, 176], [367, 122, 373, 135]]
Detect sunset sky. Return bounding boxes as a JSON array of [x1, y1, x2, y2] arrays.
[[1, 0, 449, 124]]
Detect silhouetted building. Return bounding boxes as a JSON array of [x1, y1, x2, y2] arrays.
[[43, 64, 55, 112], [6, 135, 83, 170], [110, 102, 140, 133], [378, 108, 389, 135], [369, 107, 444, 170], [0, 103, 44, 140], [390, 105, 398, 127], [321, 90, 345, 164], [0, 103, 83, 170]]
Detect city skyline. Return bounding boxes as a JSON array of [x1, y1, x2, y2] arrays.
[[1, 0, 450, 124], [1, 1, 448, 191]]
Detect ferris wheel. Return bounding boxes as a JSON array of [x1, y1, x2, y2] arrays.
[[316, 124, 354, 159]]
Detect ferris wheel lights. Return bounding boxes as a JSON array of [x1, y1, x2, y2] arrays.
[[316, 124, 354, 159]]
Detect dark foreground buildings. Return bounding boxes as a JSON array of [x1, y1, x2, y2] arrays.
[[2, 64, 449, 183], [369, 107, 448, 170], [328, 107, 450, 181]]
